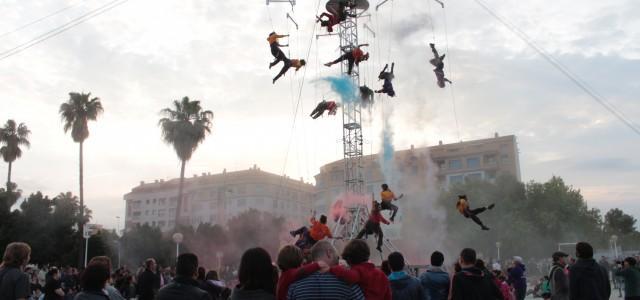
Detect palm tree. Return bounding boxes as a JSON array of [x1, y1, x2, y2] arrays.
[[59, 92, 103, 264], [0, 120, 31, 190], [159, 97, 213, 228]]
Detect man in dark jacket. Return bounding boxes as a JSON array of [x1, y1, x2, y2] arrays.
[[508, 256, 527, 300], [419, 251, 450, 300], [157, 253, 211, 300], [614, 257, 640, 300], [388, 252, 426, 300], [569, 242, 611, 300], [550, 252, 569, 300], [451, 248, 503, 300], [137, 258, 160, 300]]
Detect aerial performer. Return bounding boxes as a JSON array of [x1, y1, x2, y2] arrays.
[[290, 213, 333, 249], [268, 32, 289, 69], [324, 44, 370, 75], [359, 85, 374, 107], [429, 43, 452, 88], [356, 201, 390, 252], [456, 195, 495, 230], [380, 183, 403, 222], [316, 1, 357, 33], [310, 100, 339, 119], [273, 58, 306, 84], [375, 63, 396, 97]]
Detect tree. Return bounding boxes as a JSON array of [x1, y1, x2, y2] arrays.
[[0, 120, 31, 190], [159, 97, 213, 228], [59, 92, 103, 266], [604, 208, 636, 236]]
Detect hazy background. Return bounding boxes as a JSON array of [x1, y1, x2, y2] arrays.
[[0, 0, 638, 229]]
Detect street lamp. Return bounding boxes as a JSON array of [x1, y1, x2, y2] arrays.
[[496, 242, 501, 261], [172, 233, 184, 259], [216, 251, 224, 273], [611, 235, 619, 259]]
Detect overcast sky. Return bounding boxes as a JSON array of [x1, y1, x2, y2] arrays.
[[1, 0, 638, 230]]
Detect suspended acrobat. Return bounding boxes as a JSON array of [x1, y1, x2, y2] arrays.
[[317, 1, 357, 32], [359, 85, 374, 108], [356, 201, 390, 252], [268, 32, 289, 69], [324, 44, 370, 75], [375, 63, 396, 97], [456, 195, 495, 231], [380, 183, 403, 222], [272, 58, 306, 84], [290, 213, 333, 250], [429, 43, 452, 88], [310, 100, 339, 119]]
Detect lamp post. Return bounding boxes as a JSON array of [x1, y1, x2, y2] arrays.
[[115, 216, 121, 268], [216, 251, 224, 273], [611, 235, 619, 259], [496, 241, 501, 261], [172, 233, 183, 259]]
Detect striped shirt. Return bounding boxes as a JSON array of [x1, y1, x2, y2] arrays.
[[287, 272, 365, 300]]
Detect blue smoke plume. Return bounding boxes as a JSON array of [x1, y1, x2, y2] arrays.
[[318, 76, 358, 104]]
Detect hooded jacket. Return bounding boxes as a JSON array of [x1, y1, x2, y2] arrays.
[[568, 258, 611, 300], [389, 271, 426, 300], [419, 266, 450, 300], [451, 267, 503, 300], [156, 276, 210, 300], [508, 263, 526, 291]]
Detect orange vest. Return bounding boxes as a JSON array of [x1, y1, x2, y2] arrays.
[[309, 220, 332, 241]]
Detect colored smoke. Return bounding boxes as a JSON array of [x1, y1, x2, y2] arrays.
[[379, 104, 396, 185], [318, 76, 359, 104], [329, 193, 371, 224]]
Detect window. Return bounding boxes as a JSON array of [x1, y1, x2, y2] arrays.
[[159, 221, 166, 227], [153, 198, 157, 204], [152, 209, 156, 215], [256, 198, 264, 206], [146, 199, 150, 205], [448, 159, 462, 170], [145, 210, 149, 215], [168, 221, 175, 227], [465, 173, 483, 182], [501, 154, 509, 162], [169, 208, 176, 215], [158, 209, 165, 217], [152, 221, 156, 227], [133, 211, 141, 217], [159, 198, 166, 205], [238, 199, 246, 207], [448, 175, 464, 185], [209, 202, 217, 209], [466, 157, 480, 169], [483, 155, 496, 164]]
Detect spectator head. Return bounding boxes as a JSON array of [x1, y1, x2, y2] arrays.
[[341, 239, 370, 266], [144, 258, 156, 271], [475, 259, 486, 270], [310, 240, 339, 266], [387, 252, 405, 272], [80, 263, 110, 291], [624, 257, 637, 268], [319, 215, 328, 224], [176, 253, 199, 279], [576, 242, 594, 259], [1, 242, 31, 268], [46, 267, 60, 281], [380, 260, 391, 276], [205, 270, 219, 281], [238, 247, 277, 295], [552, 251, 569, 264], [459, 248, 477, 266], [381, 184, 389, 190], [513, 256, 523, 265], [276, 245, 303, 272], [89, 256, 113, 276], [197, 267, 206, 281], [430, 251, 444, 267]]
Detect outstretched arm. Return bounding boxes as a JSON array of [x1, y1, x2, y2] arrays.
[[390, 62, 395, 74], [430, 44, 440, 59]]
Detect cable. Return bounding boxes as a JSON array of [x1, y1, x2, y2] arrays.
[[441, 5, 461, 140], [0, 0, 88, 39], [473, 0, 640, 137], [0, 0, 129, 62]]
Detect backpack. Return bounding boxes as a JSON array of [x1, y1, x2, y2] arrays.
[[540, 277, 552, 296]]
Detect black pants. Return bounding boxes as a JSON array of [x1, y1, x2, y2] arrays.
[[330, 53, 355, 75], [270, 44, 287, 68], [380, 201, 398, 220], [292, 226, 316, 249], [273, 59, 292, 82], [310, 102, 328, 119], [464, 207, 487, 227], [356, 221, 383, 249]]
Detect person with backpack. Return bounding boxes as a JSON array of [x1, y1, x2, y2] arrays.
[[548, 251, 569, 300]]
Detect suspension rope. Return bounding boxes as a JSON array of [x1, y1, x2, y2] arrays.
[[441, 4, 461, 140], [266, 5, 275, 31], [0, 0, 88, 39], [426, 0, 436, 42], [386, 0, 395, 62], [473, 0, 640, 137]]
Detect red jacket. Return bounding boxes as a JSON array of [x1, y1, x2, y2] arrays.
[[330, 262, 392, 300], [369, 210, 390, 225], [276, 262, 320, 300]]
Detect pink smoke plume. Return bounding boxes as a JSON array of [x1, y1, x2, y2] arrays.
[[330, 193, 372, 223]]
